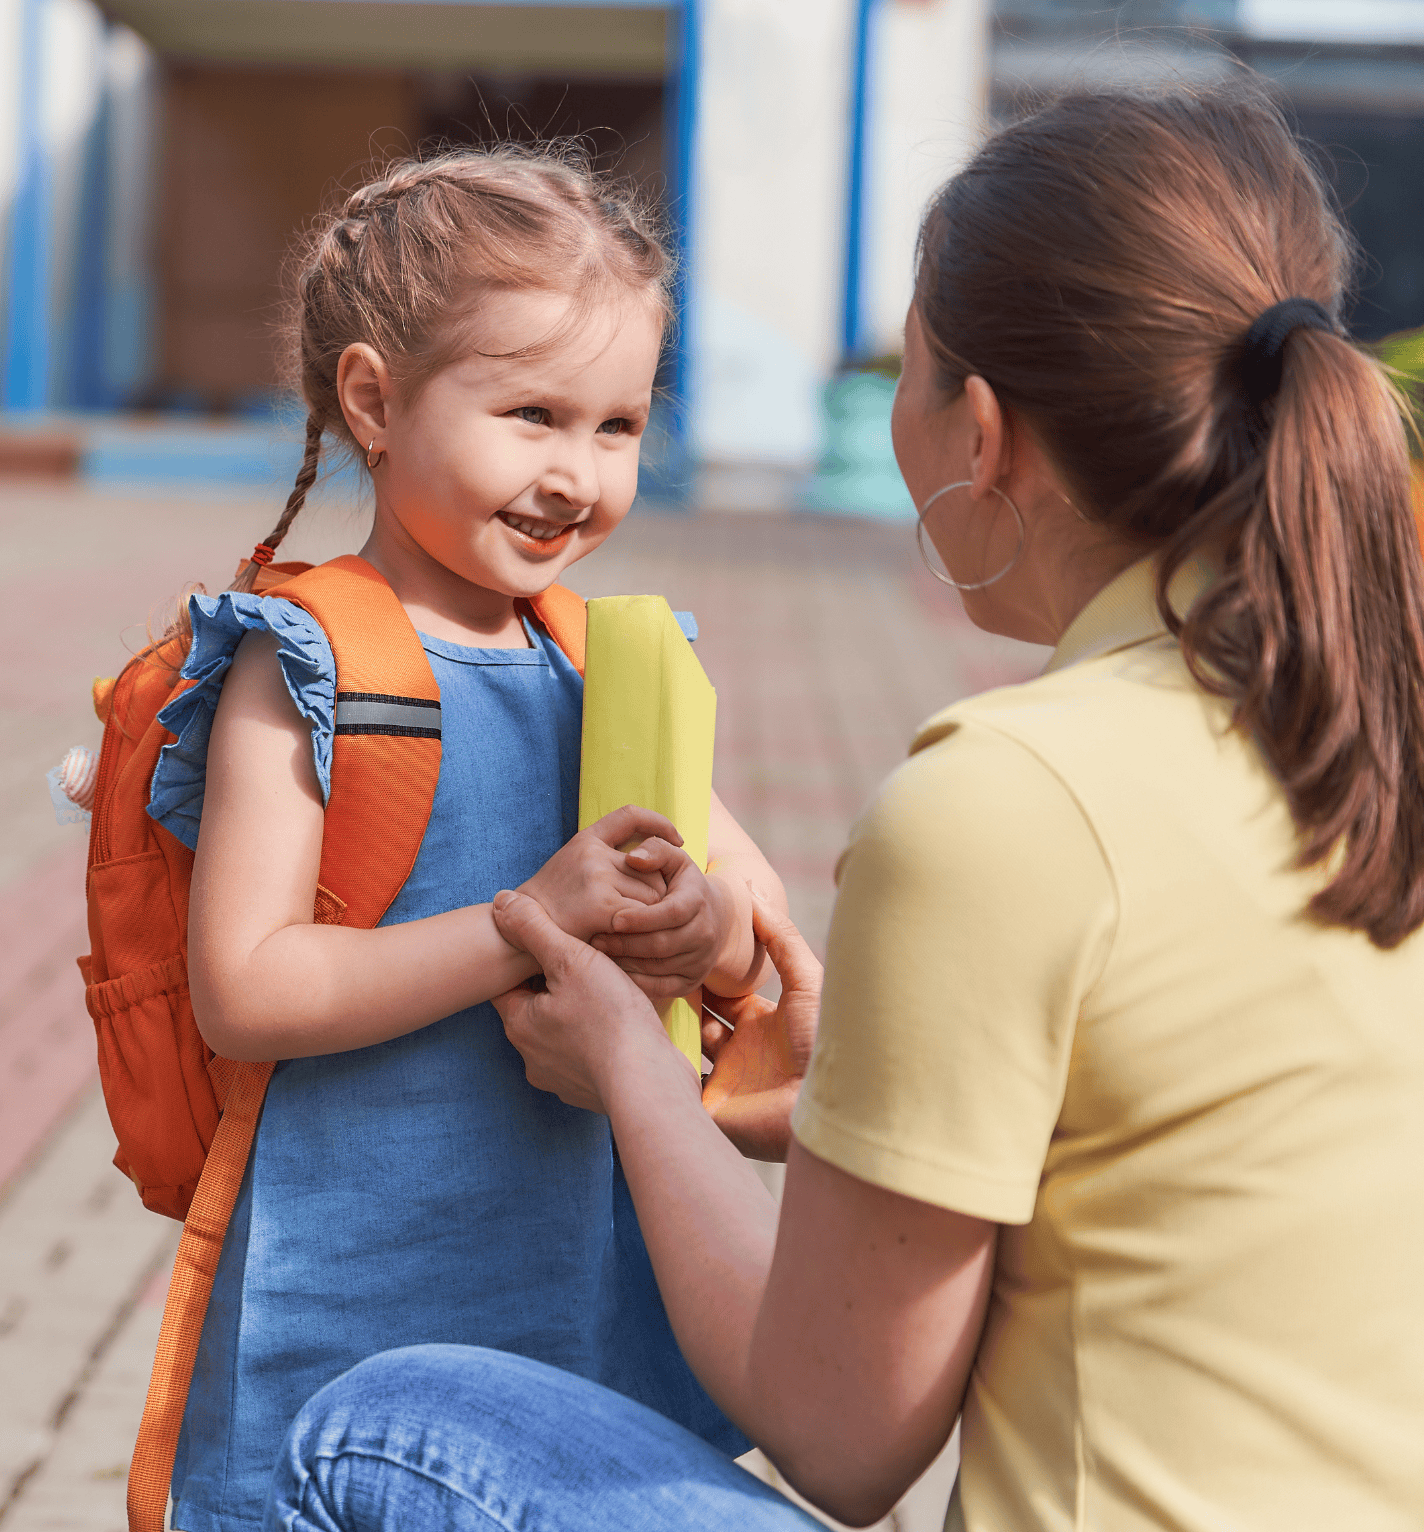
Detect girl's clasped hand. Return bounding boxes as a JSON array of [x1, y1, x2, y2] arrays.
[[516, 805, 753, 1004]]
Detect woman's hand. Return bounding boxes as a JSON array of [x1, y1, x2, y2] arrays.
[[517, 805, 676, 944], [496, 885, 993, 1531], [700, 893, 821, 1161], [490, 888, 682, 1114]]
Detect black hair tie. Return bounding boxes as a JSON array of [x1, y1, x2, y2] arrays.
[[1239, 296, 1337, 404]]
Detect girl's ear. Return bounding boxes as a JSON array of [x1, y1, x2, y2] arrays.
[[337, 343, 393, 451]]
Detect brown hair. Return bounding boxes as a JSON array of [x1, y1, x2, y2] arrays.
[[234, 144, 673, 591], [915, 85, 1424, 947]]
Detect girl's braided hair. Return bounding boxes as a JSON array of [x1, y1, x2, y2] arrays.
[[232, 145, 673, 592]]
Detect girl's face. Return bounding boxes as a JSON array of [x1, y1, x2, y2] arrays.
[[349, 288, 662, 601]]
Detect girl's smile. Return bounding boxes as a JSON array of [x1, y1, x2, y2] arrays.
[[495, 508, 586, 553]]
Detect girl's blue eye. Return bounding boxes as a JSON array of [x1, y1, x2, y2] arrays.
[[512, 407, 548, 425], [598, 418, 630, 436]]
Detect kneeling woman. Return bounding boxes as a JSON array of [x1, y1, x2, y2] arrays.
[[264, 85, 1424, 1532]]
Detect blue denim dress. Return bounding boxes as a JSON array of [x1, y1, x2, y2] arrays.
[[150, 593, 745, 1532]]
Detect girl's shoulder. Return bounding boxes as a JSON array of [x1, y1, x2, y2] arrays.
[[149, 592, 336, 850]]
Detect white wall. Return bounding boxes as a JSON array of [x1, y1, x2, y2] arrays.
[[42, 0, 107, 401], [689, 0, 988, 469], [690, 0, 855, 467], [0, 0, 26, 347], [104, 23, 158, 398], [864, 0, 988, 356]]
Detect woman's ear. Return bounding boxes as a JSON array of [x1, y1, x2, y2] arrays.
[[964, 375, 1007, 501], [336, 343, 392, 452]]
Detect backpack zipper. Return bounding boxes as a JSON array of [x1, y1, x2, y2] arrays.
[[88, 666, 132, 869]]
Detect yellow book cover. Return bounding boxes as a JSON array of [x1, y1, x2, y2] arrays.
[[579, 596, 717, 1067]]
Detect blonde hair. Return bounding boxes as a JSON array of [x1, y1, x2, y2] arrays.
[[234, 145, 673, 591]]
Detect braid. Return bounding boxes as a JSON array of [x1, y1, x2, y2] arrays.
[[231, 414, 323, 592]]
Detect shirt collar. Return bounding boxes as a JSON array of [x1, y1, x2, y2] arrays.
[[1044, 551, 1217, 674]]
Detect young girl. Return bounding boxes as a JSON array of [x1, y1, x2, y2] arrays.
[[149, 149, 787, 1529]]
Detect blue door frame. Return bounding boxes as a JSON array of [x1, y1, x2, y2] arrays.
[[664, 0, 699, 457], [3, 0, 51, 410], [841, 0, 877, 363]]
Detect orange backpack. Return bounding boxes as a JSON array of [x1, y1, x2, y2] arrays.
[[80, 554, 586, 1532]]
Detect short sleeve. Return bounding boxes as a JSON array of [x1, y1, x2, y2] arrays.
[[791, 719, 1117, 1224], [147, 592, 336, 850]]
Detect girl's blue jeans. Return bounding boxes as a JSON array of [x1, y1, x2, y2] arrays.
[[263, 1344, 824, 1531]]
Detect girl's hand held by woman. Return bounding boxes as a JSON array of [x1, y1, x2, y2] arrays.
[[494, 884, 820, 1164], [593, 795, 789, 1001], [591, 837, 734, 999], [491, 888, 686, 1113]]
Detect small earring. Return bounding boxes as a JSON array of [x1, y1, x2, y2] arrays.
[[366, 439, 385, 470], [915, 481, 1026, 591]]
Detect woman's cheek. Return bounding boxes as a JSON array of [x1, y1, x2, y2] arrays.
[[891, 389, 931, 503]]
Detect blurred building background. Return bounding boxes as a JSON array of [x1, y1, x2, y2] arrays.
[[0, 0, 986, 505], [0, 0, 1419, 510], [993, 0, 1424, 343]]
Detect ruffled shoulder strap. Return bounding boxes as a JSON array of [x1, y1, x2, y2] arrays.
[[150, 592, 336, 852], [149, 557, 589, 929]]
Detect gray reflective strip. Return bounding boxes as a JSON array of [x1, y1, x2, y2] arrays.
[[334, 699, 442, 732]]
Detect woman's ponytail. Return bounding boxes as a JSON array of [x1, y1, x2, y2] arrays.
[[231, 413, 324, 594], [1171, 329, 1424, 947], [913, 83, 1424, 947]]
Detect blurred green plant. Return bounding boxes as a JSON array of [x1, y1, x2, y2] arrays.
[[847, 351, 903, 380], [1378, 326, 1424, 381], [1377, 326, 1424, 458]]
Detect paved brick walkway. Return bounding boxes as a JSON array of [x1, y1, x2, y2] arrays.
[[0, 483, 1045, 1532]]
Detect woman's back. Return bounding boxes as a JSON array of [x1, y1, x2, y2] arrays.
[[803, 553, 1424, 1529]]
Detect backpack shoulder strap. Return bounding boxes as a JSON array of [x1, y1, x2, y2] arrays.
[[125, 555, 441, 1532], [525, 583, 587, 676], [127, 564, 587, 1532], [127, 1059, 272, 1532], [273, 554, 443, 930]]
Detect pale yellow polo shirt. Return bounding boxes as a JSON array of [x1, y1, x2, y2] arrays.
[[793, 555, 1424, 1531]]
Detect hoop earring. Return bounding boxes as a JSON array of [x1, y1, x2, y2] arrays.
[[915, 481, 1025, 591], [366, 439, 385, 470]]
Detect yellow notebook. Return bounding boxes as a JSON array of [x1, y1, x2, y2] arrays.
[[578, 596, 717, 1068]]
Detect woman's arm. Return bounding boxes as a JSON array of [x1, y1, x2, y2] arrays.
[[492, 891, 995, 1527], [190, 633, 678, 1062]]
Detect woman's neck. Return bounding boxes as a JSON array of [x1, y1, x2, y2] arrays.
[[961, 488, 1152, 649]]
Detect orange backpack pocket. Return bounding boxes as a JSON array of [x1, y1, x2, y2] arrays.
[[84, 942, 218, 1221]]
